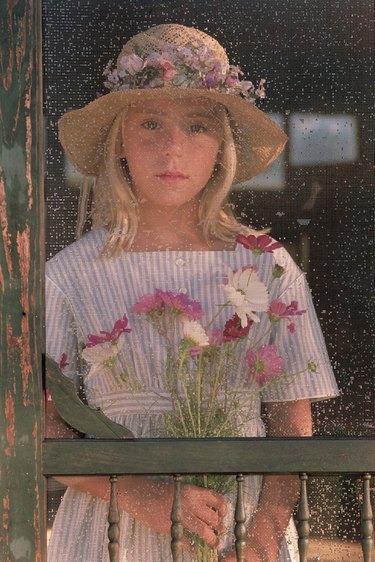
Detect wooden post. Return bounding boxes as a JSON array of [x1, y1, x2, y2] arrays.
[[0, 0, 45, 560]]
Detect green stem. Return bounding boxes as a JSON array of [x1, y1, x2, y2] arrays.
[[248, 323, 274, 349], [196, 353, 203, 436], [202, 349, 226, 434], [205, 302, 230, 329], [176, 350, 197, 437], [174, 398, 190, 435]]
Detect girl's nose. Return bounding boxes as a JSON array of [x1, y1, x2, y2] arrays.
[[162, 125, 185, 156]]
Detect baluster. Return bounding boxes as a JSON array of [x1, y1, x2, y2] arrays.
[[360, 473, 373, 562], [297, 473, 310, 562], [171, 474, 184, 562], [234, 474, 246, 562], [108, 475, 120, 562]]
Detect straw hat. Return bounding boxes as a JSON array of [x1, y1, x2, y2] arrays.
[[59, 23, 287, 184]]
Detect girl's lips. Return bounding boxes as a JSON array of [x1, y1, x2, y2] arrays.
[[156, 171, 188, 180]]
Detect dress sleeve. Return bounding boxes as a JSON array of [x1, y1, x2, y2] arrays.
[[46, 274, 79, 380], [261, 261, 340, 403]]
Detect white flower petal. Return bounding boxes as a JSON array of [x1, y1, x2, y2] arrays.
[[183, 320, 210, 346], [221, 267, 269, 324], [82, 343, 118, 366]]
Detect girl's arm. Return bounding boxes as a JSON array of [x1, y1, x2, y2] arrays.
[[55, 474, 226, 549], [46, 400, 227, 549], [221, 398, 312, 562]]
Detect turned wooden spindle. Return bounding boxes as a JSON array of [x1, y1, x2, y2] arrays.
[[360, 473, 374, 562], [108, 475, 120, 562], [297, 473, 310, 562], [171, 474, 184, 562], [234, 474, 247, 562]]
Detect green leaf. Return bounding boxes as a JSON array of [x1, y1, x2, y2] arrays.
[[46, 356, 134, 439]]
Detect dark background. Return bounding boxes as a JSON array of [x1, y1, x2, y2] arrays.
[[43, 0, 374, 541]]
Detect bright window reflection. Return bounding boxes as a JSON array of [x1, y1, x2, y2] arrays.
[[289, 113, 358, 166]]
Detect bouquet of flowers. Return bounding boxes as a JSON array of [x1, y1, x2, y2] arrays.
[[59, 234, 316, 561]]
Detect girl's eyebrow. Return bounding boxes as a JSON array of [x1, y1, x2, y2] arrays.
[[132, 108, 216, 119]]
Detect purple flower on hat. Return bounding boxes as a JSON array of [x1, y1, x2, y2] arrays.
[[119, 54, 144, 75], [241, 80, 254, 92], [102, 37, 266, 103]]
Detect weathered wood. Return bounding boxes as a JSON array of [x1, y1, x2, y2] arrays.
[[297, 473, 310, 562], [43, 438, 375, 476], [171, 475, 183, 562], [0, 0, 45, 560], [234, 474, 246, 562], [108, 475, 120, 562], [360, 473, 374, 562], [46, 356, 134, 439]]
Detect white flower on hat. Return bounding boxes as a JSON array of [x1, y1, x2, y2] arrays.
[[221, 267, 269, 327]]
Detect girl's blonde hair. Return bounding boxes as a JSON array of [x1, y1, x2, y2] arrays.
[[89, 103, 251, 256]]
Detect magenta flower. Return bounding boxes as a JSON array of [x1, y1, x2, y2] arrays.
[[223, 313, 253, 341], [59, 353, 68, 370], [246, 344, 285, 386], [268, 299, 306, 334], [236, 234, 283, 255], [268, 299, 306, 320], [86, 314, 131, 348], [132, 293, 163, 315], [133, 290, 203, 320], [156, 289, 204, 320]]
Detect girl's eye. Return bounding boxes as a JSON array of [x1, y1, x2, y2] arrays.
[[190, 123, 207, 134], [142, 120, 160, 130]]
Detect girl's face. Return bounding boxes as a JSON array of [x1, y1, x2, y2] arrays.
[[121, 98, 223, 209]]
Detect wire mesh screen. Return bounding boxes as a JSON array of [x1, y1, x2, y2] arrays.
[[43, 0, 374, 548], [43, 0, 374, 436]]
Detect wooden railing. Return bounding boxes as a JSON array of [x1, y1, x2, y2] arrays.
[[43, 438, 375, 562]]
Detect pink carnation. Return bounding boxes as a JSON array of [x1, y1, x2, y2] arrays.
[[86, 314, 131, 348], [236, 234, 283, 255], [246, 344, 285, 386]]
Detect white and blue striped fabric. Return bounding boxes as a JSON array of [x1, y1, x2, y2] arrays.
[[46, 227, 339, 562]]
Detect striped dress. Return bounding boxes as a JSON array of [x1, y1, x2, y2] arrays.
[[46, 227, 339, 562]]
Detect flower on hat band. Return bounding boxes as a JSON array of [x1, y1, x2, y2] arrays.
[[103, 39, 265, 102]]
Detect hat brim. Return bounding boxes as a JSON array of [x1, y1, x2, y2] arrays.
[[58, 88, 287, 184]]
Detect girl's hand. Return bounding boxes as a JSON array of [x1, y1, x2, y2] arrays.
[[122, 478, 228, 549]]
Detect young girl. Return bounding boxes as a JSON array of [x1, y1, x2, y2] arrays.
[[46, 23, 339, 562]]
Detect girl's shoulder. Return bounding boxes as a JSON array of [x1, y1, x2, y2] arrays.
[[235, 232, 305, 291], [46, 228, 108, 275]]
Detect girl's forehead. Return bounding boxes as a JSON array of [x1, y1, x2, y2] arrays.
[[127, 97, 220, 117]]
